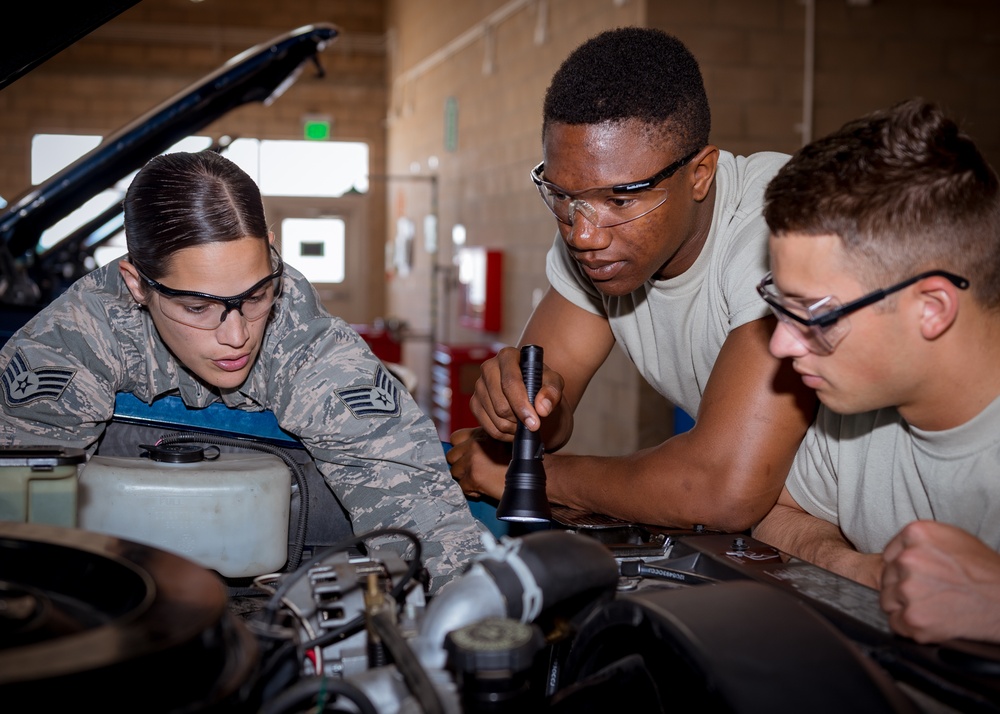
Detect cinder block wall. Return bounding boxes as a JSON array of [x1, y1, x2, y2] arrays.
[[385, 0, 1000, 457], [384, 0, 652, 453], [0, 0, 391, 323]]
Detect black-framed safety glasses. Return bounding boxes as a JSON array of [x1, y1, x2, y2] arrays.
[[757, 269, 969, 355], [135, 244, 284, 329]]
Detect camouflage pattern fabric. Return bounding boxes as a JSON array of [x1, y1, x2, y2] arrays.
[[0, 259, 486, 592]]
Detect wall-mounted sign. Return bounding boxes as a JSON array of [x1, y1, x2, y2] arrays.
[[444, 97, 459, 153]]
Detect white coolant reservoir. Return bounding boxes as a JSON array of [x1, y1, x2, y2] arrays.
[[79, 443, 291, 578]]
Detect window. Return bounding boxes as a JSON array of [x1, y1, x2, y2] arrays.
[[29, 135, 368, 274], [32, 134, 102, 184], [32, 135, 214, 253], [281, 217, 346, 284], [217, 138, 370, 197], [257, 140, 368, 197]]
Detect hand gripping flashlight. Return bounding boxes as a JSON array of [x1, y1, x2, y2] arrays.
[[496, 345, 552, 523]]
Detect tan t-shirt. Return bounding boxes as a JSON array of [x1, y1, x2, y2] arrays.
[[787, 398, 1000, 553]]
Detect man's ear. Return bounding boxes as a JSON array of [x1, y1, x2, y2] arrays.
[[690, 145, 719, 202], [917, 275, 961, 341], [119, 260, 148, 305]]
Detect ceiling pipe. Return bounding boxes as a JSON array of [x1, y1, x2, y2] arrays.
[[799, 0, 816, 146]]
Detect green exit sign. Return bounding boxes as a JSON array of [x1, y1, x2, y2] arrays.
[[304, 117, 331, 141]]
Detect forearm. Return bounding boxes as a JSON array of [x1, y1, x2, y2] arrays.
[[472, 317, 814, 532], [753, 503, 882, 589], [539, 443, 782, 533], [535, 316, 816, 532]]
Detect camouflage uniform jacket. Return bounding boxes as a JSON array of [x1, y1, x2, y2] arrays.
[[0, 259, 485, 591]]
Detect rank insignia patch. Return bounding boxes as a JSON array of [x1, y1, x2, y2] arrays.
[[336, 364, 401, 418], [2, 349, 76, 406]]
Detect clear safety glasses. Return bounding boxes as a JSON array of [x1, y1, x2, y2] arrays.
[[530, 149, 700, 228]]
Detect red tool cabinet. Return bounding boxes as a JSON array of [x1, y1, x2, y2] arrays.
[[431, 343, 500, 441]]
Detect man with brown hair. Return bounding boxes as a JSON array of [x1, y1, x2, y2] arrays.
[[753, 98, 1000, 643]]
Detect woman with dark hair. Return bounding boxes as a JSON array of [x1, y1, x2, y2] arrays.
[[0, 150, 484, 592]]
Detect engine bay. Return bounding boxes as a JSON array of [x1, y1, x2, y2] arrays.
[[2, 509, 999, 713]]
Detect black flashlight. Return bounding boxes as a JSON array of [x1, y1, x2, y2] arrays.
[[496, 344, 551, 523]]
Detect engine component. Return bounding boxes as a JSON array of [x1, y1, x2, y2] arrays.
[[5, 513, 998, 713], [254, 528, 620, 713], [260, 547, 426, 680], [444, 617, 547, 712], [79, 444, 291, 578], [550, 580, 919, 714], [0, 521, 259, 712], [0, 446, 85, 527]]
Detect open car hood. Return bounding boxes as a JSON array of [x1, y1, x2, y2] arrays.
[[0, 23, 338, 323], [3, 2, 143, 93]]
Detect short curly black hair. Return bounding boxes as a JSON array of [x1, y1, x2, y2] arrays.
[[543, 27, 710, 153]]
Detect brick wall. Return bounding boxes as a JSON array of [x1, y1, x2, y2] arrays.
[[0, 0, 390, 322], [384, 0, 652, 451]]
